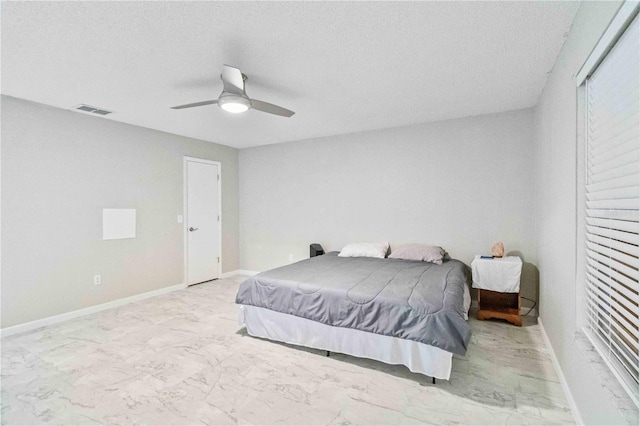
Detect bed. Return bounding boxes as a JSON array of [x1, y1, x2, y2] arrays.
[[235, 251, 471, 380]]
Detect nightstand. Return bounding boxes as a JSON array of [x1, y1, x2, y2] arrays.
[[471, 255, 523, 326]]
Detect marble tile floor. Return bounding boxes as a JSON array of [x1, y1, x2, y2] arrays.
[[2, 275, 576, 425]]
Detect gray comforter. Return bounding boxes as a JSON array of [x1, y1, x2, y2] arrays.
[[235, 252, 471, 355]]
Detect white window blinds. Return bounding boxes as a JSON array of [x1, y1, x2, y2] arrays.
[[585, 12, 639, 402]]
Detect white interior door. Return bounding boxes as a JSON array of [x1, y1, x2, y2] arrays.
[[185, 158, 220, 285]]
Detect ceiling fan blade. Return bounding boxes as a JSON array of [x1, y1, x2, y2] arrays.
[[251, 99, 295, 117], [171, 100, 218, 110], [221, 65, 245, 95]]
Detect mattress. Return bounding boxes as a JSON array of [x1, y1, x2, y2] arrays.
[[235, 252, 472, 355]]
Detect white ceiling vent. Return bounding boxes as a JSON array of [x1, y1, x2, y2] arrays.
[[72, 104, 113, 116]]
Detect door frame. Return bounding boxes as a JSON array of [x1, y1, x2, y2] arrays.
[[183, 156, 222, 285]]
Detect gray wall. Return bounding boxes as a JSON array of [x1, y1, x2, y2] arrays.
[[1, 96, 239, 328], [533, 1, 634, 424], [240, 109, 537, 299]]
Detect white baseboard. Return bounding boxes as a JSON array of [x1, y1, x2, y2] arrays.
[[1, 282, 187, 338], [220, 269, 259, 278], [538, 317, 583, 425]]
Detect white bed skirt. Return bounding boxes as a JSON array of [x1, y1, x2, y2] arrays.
[[239, 305, 453, 380]]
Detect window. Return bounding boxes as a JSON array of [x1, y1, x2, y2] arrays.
[[582, 9, 639, 404]]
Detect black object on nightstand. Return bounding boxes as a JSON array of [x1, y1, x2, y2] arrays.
[[310, 244, 325, 257]]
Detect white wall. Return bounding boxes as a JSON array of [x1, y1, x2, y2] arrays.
[[1, 96, 239, 328], [533, 1, 636, 424], [240, 108, 536, 279]]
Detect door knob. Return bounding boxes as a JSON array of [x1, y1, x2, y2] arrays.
[[189, 227, 199, 232]]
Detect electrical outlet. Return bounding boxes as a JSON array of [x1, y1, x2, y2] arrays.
[[93, 275, 101, 285], [288, 254, 294, 262]]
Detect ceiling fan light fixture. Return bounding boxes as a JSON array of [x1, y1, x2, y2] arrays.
[[170, 65, 294, 117], [218, 96, 251, 113]]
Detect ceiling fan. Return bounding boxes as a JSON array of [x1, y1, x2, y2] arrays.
[[171, 65, 295, 117]]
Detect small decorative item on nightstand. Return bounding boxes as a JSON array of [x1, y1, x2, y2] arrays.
[[471, 255, 523, 326], [491, 242, 505, 258]]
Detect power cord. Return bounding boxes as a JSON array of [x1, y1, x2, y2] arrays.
[[521, 296, 537, 316]]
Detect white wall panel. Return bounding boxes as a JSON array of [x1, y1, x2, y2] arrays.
[[240, 108, 536, 274], [533, 0, 637, 423], [1, 96, 239, 328]]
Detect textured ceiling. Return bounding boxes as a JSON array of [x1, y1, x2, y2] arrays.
[[1, 1, 580, 149]]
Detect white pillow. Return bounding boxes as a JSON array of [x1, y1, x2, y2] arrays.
[[388, 244, 446, 265], [338, 242, 389, 259]]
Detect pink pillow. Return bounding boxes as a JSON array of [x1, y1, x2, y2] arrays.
[[389, 244, 446, 265]]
